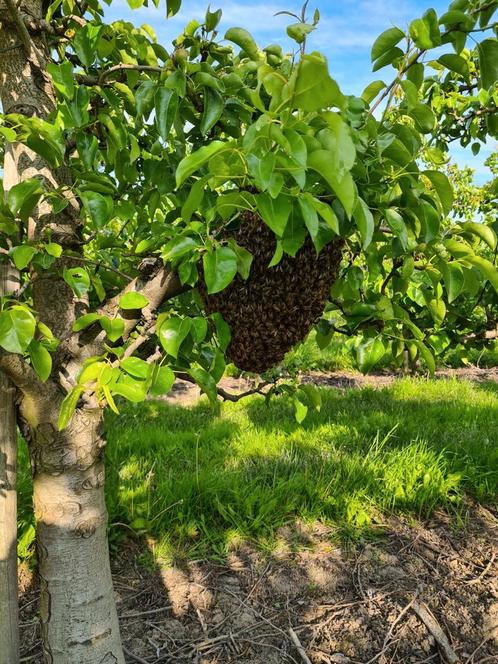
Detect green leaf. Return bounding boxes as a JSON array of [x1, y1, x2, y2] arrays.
[[112, 376, 147, 403], [166, 0, 181, 17], [285, 53, 344, 111], [353, 199, 374, 249], [371, 27, 405, 62], [155, 88, 178, 140], [479, 39, 498, 89], [29, 339, 52, 382], [99, 317, 125, 342], [423, 170, 453, 216], [224, 27, 259, 60], [8, 179, 43, 221], [464, 255, 498, 294], [298, 194, 319, 245], [200, 87, 224, 135], [162, 236, 199, 262], [310, 198, 339, 234], [438, 53, 469, 77], [158, 316, 192, 358], [121, 357, 151, 379], [176, 141, 227, 187], [372, 47, 403, 72], [361, 80, 386, 104], [307, 151, 356, 217], [73, 313, 101, 331], [415, 341, 435, 375], [287, 22, 315, 44], [409, 17, 434, 49], [228, 239, 253, 279], [80, 191, 113, 228], [119, 292, 150, 310], [47, 61, 75, 100], [58, 387, 83, 430], [440, 261, 465, 303], [45, 242, 62, 258], [294, 395, 308, 423], [256, 192, 292, 236], [203, 246, 238, 294], [188, 364, 218, 404], [410, 103, 435, 132], [0, 306, 36, 354], [356, 337, 385, 373], [150, 365, 175, 396], [73, 24, 103, 68], [181, 177, 208, 223], [135, 81, 157, 119], [385, 209, 408, 250], [63, 267, 90, 297], [461, 222, 497, 250], [10, 245, 36, 270]]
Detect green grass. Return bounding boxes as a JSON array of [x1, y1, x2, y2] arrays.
[[101, 378, 498, 560], [17, 378, 498, 562]]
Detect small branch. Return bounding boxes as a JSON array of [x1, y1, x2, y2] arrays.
[[76, 64, 167, 87], [66, 255, 133, 282], [4, 0, 40, 59], [288, 627, 313, 664], [411, 600, 458, 664], [176, 372, 270, 402]]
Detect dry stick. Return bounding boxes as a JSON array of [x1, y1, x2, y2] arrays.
[[411, 600, 459, 664], [465, 552, 496, 585], [120, 604, 173, 619], [288, 627, 313, 664], [365, 592, 419, 664]]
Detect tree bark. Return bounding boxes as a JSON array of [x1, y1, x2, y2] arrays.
[[0, 3, 125, 661], [0, 269, 20, 664], [26, 399, 124, 663]]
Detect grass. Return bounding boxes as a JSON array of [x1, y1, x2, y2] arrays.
[[17, 377, 498, 562], [100, 377, 498, 561]]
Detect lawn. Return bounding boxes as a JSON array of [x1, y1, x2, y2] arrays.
[[17, 377, 498, 562]]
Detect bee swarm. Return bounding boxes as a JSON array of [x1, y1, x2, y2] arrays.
[[200, 212, 343, 373]]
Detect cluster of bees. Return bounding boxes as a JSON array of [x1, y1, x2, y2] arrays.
[[200, 212, 344, 373]]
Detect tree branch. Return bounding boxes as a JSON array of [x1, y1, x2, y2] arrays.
[[4, 0, 46, 65], [176, 372, 271, 402], [0, 352, 44, 400]]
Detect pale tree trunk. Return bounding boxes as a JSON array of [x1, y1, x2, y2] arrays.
[[0, 268, 20, 664], [0, 3, 125, 661]]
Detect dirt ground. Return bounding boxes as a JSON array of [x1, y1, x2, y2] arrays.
[[18, 369, 498, 663], [19, 505, 498, 663]]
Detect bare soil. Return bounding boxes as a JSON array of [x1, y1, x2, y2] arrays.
[[19, 504, 498, 663]]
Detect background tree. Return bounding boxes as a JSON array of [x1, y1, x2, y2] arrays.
[[0, 0, 497, 661]]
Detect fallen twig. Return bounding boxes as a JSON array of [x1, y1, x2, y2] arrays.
[[465, 552, 496, 585], [411, 600, 459, 664], [289, 627, 313, 664]]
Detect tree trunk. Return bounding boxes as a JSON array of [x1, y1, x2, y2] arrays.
[[1, 3, 125, 660], [0, 295, 20, 664], [26, 401, 124, 663]]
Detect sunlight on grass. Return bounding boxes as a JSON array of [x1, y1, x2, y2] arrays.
[[97, 377, 498, 561]]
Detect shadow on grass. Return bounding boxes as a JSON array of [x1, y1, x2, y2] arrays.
[[102, 378, 498, 561]]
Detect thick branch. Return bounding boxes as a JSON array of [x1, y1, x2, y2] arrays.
[[0, 352, 44, 399]]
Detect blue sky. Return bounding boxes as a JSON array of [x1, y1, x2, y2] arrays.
[[105, 0, 496, 182]]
